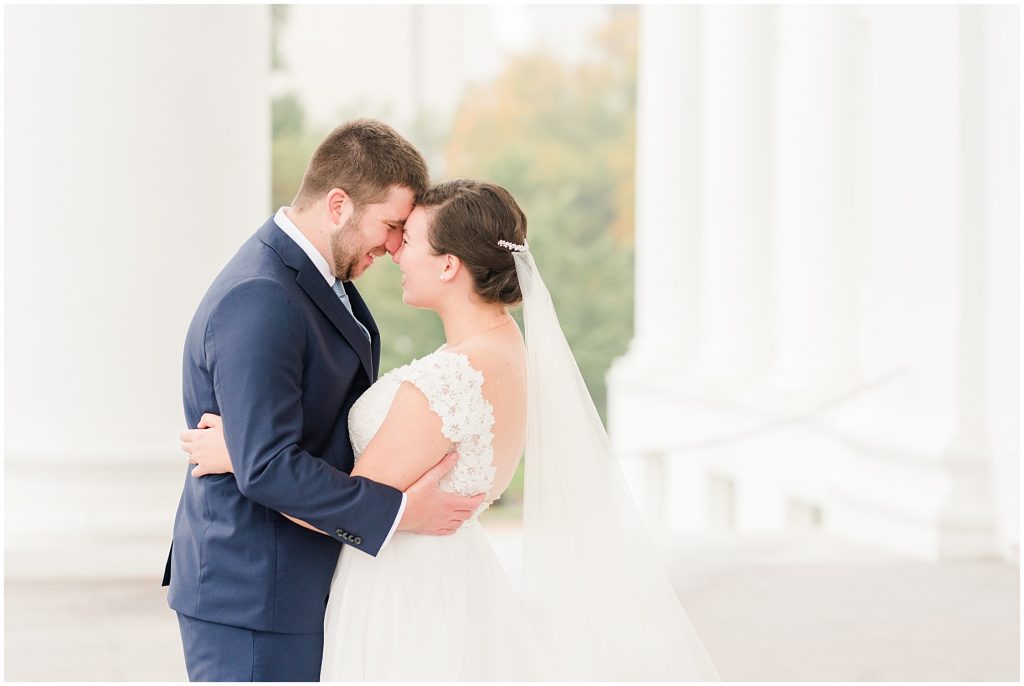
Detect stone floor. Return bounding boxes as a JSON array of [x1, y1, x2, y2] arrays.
[[4, 530, 1019, 681]]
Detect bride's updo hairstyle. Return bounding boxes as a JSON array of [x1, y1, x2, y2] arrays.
[[419, 180, 528, 306]]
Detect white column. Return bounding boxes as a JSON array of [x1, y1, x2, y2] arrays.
[[606, 5, 703, 529], [5, 5, 270, 576], [978, 5, 1020, 562], [828, 6, 1002, 560], [934, 6, 999, 559], [613, 4, 701, 374], [690, 6, 775, 383], [854, 6, 964, 441], [769, 6, 860, 396]]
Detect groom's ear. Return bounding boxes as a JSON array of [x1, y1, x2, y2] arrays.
[[326, 188, 354, 225]]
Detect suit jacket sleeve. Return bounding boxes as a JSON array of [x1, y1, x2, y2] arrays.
[[205, 277, 403, 556]]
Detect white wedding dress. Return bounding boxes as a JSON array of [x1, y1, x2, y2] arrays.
[[321, 250, 720, 681], [321, 347, 547, 681]]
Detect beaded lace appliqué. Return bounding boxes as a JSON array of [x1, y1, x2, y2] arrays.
[[392, 350, 497, 499], [348, 348, 497, 516]]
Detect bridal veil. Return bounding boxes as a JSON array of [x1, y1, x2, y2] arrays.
[[514, 249, 721, 681]]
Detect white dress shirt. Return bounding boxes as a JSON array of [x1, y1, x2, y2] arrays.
[[273, 207, 407, 549]]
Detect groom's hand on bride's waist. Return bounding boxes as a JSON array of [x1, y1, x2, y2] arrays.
[[398, 449, 486, 536]]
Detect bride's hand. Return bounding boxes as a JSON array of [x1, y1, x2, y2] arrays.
[[181, 413, 235, 477]]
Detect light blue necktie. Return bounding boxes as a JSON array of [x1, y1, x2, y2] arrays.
[[332, 279, 371, 342]]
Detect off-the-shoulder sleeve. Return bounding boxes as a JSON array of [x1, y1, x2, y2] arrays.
[[393, 351, 497, 496], [393, 351, 494, 442]]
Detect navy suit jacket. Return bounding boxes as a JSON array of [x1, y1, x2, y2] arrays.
[[164, 216, 404, 634]]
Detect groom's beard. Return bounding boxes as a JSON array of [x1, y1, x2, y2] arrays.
[[331, 213, 368, 282]]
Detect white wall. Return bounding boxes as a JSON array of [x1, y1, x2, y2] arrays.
[[5, 5, 271, 577]]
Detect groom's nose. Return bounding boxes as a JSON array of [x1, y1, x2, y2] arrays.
[[384, 228, 404, 261]]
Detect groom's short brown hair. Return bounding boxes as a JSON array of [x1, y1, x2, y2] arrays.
[[293, 119, 429, 209]]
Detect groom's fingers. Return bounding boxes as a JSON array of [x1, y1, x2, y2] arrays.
[[452, 492, 487, 514], [438, 448, 460, 469], [198, 413, 221, 429], [181, 428, 205, 446], [444, 493, 474, 512], [424, 449, 460, 480]]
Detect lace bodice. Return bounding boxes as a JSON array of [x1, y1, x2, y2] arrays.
[[348, 347, 497, 518]]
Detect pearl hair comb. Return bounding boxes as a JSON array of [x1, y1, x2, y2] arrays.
[[497, 239, 529, 253]]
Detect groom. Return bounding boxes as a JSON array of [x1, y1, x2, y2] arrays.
[[163, 119, 484, 681]]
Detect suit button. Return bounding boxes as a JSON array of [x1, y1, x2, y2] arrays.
[[335, 529, 345, 537], [354, 537, 362, 545]]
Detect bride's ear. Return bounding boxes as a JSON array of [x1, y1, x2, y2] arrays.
[[440, 254, 462, 282]]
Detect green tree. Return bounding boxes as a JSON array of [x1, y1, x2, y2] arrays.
[[443, 10, 638, 422], [271, 5, 289, 72], [270, 94, 320, 210]]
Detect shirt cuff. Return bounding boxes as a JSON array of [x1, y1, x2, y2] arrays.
[[379, 492, 407, 551]]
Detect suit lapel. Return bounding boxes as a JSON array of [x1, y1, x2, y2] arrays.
[[295, 268, 375, 380], [345, 282, 381, 380], [257, 218, 374, 382]]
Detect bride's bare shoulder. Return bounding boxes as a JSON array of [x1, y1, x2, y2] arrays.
[[448, 323, 524, 359], [444, 326, 526, 384]]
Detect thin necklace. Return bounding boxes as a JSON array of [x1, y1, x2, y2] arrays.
[[445, 316, 515, 348]]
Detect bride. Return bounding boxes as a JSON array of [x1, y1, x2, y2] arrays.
[[183, 180, 720, 681]]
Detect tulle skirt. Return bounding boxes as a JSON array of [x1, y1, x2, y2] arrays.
[[321, 519, 546, 681]]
